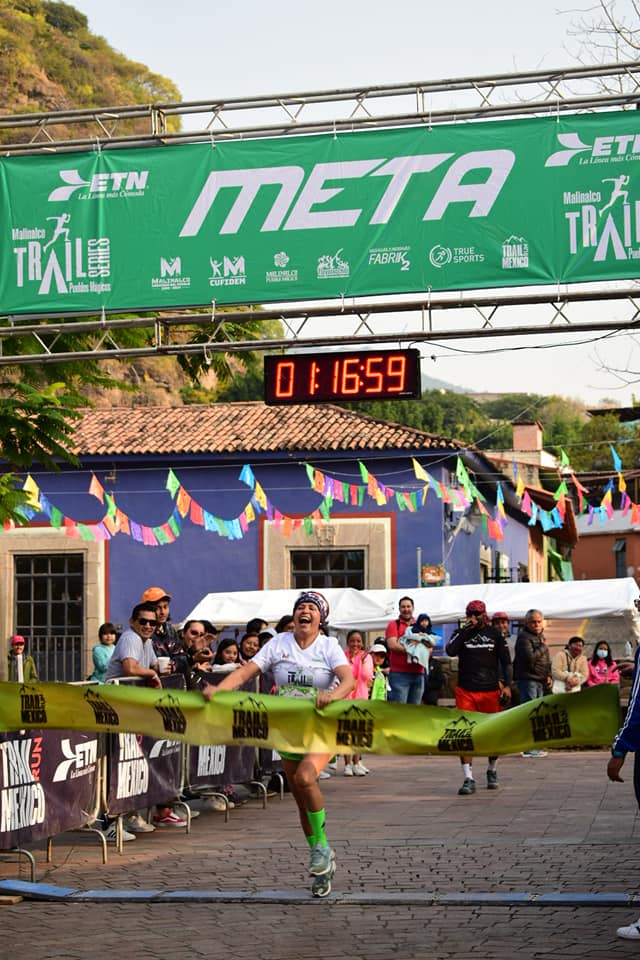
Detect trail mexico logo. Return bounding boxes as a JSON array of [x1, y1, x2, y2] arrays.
[[0, 734, 45, 832], [154, 693, 187, 735], [232, 696, 269, 740], [84, 688, 120, 726], [20, 684, 47, 725], [336, 704, 375, 749], [438, 714, 476, 753], [527, 699, 571, 744]]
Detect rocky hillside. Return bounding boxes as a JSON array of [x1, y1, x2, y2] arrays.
[[0, 0, 180, 140]]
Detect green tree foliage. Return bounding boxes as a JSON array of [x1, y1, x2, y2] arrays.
[[347, 391, 494, 445], [0, 0, 181, 139], [42, 1, 86, 33], [0, 382, 80, 524], [563, 412, 640, 472]]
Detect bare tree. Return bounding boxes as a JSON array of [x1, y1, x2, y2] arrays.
[[567, 1, 640, 83]]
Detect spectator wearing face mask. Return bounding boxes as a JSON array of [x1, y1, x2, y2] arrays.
[[551, 636, 588, 693], [586, 640, 620, 686]]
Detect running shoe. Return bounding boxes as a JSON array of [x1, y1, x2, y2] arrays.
[[486, 769, 499, 790], [458, 777, 476, 795], [125, 813, 155, 833], [203, 796, 235, 811], [309, 843, 334, 876], [152, 809, 188, 827], [103, 821, 136, 842], [521, 750, 548, 758], [318, 770, 331, 779], [311, 852, 336, 898], [352, 762, 368, 776], [617, 919, 640, 939], [343, 764, 354, 777]]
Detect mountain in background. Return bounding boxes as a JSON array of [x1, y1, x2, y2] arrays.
[[0, 0, 180, 137], [422, 372, 469, 394]]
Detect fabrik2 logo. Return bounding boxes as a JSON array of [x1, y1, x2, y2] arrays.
[[48, 169, 149, 201]]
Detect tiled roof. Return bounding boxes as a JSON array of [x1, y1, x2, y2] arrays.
[[72, 402, 465, 456]]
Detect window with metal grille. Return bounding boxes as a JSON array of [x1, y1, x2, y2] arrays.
[[290, 550, 365, 590], [14, 553, 84, 682]]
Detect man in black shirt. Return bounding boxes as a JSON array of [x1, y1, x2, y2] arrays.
[[446, 599, 512, 795]]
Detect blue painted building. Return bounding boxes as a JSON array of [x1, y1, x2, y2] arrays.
[[1, 401, 535, 680]]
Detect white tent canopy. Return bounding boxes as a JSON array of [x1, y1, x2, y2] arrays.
[[184, 578, 640, 632]]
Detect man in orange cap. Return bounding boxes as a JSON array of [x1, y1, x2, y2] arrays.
[[141, 587, 185, 672]]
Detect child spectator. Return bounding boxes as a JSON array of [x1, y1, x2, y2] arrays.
[[370, 642, 389, 701], [90, 622, 118, 683]]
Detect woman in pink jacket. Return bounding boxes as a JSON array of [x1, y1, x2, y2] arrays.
[[586, 640, 620, 686], [343, 630, 374, 777]]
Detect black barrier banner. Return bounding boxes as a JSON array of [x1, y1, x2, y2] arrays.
[[186, 674, 255, 790], [106, 731, 183, 817], [106, 674, 184, 816], [186, 742, 254, 792], [0, 728, 99, 850]]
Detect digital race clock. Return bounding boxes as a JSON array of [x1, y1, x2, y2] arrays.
[[264, 348, 421, 405]]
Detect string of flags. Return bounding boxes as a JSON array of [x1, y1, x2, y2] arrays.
[[3, 445, 633, 546]]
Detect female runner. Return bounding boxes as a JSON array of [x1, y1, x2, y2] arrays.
[[203, 590, 354, 897]]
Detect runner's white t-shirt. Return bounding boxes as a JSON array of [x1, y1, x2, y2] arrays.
[[251, 631, 348, 698]]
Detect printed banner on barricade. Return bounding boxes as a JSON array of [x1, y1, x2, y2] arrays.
[[186, 675, 256, 790], [0, 681, 621, 757], [0, 727, 99, 849], [105, 675, 184, 816], [106, 731, 183, 817], [2, 111, 640, 315], [186, 743, 254, 791]]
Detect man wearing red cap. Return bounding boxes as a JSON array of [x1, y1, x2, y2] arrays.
[[7, 635, 38, 682], [446, 600, 512, 795]]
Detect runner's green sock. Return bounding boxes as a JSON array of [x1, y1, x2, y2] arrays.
[[307, 808, 328, 847]]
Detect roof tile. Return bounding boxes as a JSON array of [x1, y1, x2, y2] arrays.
[[72, 402, 464, 456]]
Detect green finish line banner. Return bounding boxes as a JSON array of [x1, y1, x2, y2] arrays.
[[1, 112, 640, 315], [0, 682, 620, 756]]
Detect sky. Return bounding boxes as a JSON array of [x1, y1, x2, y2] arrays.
[[68, 0, 640, 407]]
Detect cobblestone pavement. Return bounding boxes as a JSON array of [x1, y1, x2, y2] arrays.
[[1, 749, 639, 959]]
